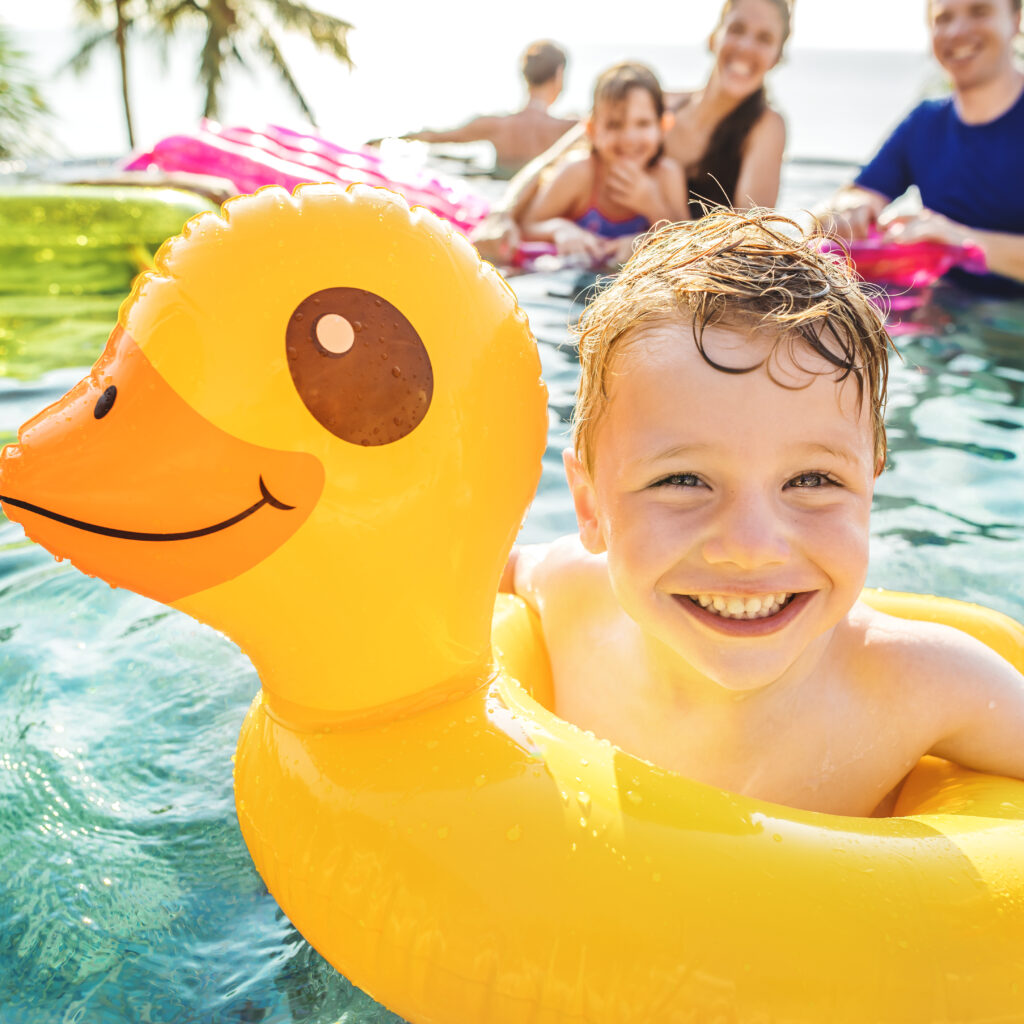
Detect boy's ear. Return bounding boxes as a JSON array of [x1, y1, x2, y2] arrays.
[[563, 448, 607, 554], [660, 111, 675, 134], [583, 115, 595, 141]]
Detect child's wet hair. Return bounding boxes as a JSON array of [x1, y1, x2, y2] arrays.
[[572, 209, 897, 474], [591, 62, 666, 119]]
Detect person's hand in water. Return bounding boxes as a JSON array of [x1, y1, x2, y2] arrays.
[[881, 208, 969, 247], [608, 233, 642, 267], [470, 212, 522, 265], [814, 187, 887, 242], [552, 222, 615, 264]]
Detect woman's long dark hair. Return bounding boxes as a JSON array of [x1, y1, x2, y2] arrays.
[[687, 87, 767, 216]]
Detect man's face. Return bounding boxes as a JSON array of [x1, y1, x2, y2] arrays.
[[928, 0, 1022, 91]]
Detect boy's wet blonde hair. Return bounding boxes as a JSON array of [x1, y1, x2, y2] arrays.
[[572, 210, 896, 474]]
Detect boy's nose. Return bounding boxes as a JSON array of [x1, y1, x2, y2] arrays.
[[700, 494, 790, 569]]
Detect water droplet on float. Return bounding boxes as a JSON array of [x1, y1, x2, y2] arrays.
[[577, 791, 592, 816], [392, 366, 402, 378], [437, 826, 449, 839], [625, 790, 642, 806], [506, 825, 522, 842], [473, 774, 487, 788]]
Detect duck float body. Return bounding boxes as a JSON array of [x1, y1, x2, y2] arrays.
[[2, 185, 1023, 1024]]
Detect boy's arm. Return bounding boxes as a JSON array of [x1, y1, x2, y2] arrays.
[[497, 542, 558, 613], [499, 537, 595, 615], [912, 624, 1024, 779], [404, 115, 502, 146]]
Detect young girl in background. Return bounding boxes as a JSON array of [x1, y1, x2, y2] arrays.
[[519, 62, 687, 266]]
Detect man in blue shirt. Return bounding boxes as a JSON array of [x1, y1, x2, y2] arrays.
[[819, 0, 1024, 294]]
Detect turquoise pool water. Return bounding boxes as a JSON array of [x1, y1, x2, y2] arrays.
[[2, 203, 1023, 1022]]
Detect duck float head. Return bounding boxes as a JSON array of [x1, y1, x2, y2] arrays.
[[0, 183, 547, 724], [3, 184, 1024, 1024]]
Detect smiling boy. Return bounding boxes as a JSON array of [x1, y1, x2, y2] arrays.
[[502, 211, 1024, 817]]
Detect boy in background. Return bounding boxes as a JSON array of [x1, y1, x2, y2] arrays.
[[401, 40, 577, 178]]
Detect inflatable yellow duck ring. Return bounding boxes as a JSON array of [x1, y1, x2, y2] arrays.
[[2, 184, 1024, 1024]]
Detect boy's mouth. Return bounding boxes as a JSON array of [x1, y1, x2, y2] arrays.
[[685, 593, 797, 620], [673, 591, 813, 636]]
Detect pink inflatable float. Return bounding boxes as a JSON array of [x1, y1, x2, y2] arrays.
[[820, 231, 987, 290], [124, 121, 491, 234]]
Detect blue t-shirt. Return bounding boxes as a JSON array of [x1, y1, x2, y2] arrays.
[[855, 89, 1024, 297]]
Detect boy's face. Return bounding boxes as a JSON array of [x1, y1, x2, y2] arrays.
[[566, 320, 878, 692]]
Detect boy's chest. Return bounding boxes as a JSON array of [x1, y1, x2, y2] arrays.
[[549, 643, 925, 817]]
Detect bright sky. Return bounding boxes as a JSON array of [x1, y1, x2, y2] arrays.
[[5, 0, 938, 160], [8, 0, 932, 51]]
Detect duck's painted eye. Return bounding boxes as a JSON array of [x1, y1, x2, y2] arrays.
[[94, 385, 117, 419], [286, 287, 433, 446]]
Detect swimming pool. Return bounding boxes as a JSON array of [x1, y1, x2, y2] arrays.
[[1, 177, 1022, 1023]]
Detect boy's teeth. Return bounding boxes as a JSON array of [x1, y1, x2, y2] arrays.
[[690, 593, 792, 619]]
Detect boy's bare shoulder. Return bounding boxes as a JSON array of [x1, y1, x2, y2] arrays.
[[514, 535, 610, 613], [845, 599, 1023, 719]]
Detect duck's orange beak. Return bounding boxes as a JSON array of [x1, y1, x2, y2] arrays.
[[0, 325, 323, 604]]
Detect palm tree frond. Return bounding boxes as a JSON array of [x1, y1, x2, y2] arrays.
[[255, 0, 354, 66], [60, 0, 357, 134], [150, 0, 202, 31], [61, 28, 116, 75]]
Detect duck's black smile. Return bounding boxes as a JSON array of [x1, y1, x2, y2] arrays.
[[0, 477, 294, 542]]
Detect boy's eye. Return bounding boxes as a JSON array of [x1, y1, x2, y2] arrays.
[[786, 472, 840, 489], [653, 472, 703, 489]]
